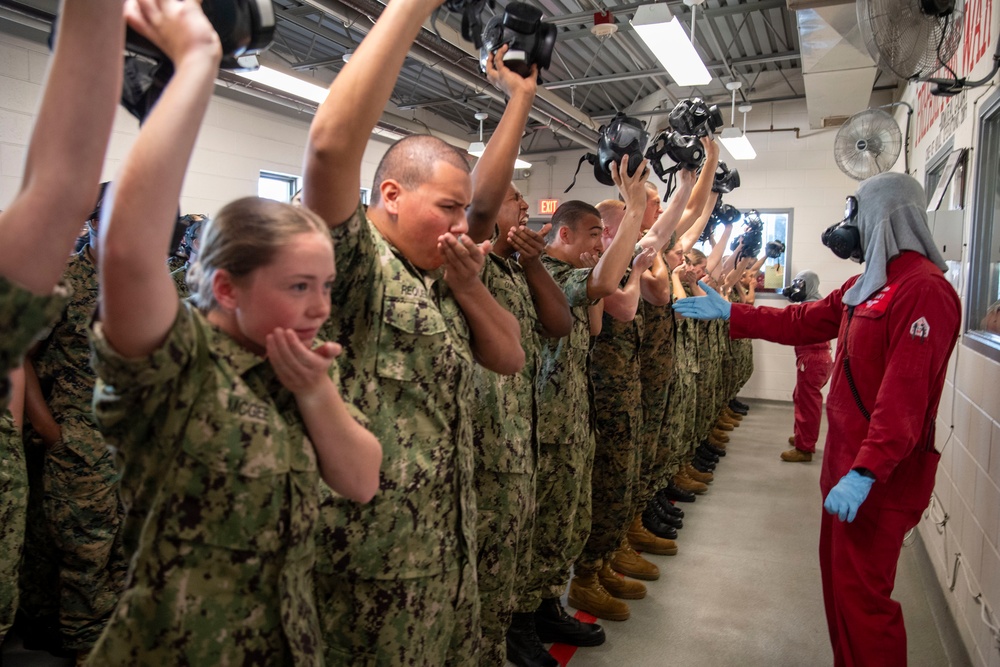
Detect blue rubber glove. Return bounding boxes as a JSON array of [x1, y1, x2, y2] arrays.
[[823, 470, 876, 522], [671, 281, 731, 320]]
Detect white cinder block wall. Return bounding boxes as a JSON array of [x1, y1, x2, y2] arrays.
[[0, 30, 389, 218]]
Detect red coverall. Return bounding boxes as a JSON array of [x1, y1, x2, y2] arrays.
[[792, 341, 833, 453], [729, 252, 960, 667]]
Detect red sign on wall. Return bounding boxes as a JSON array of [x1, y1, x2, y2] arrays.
[[539, 199, 559, 215]]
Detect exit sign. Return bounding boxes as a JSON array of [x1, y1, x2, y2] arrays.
[[539, 199, 559, 215]]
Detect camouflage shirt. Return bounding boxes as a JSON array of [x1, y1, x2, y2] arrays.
[[166, 255, 186, 274], [170, 262, 190, 299], [32, 247, 99, 422], [90, 303, 321, 663], [536, 255, 594, 445], [471, 253, 541, 474], [0, 276, 68, 410], [316, 205, 476, 580], [592, 264, 645, 380]]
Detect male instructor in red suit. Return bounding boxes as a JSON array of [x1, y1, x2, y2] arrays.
[[674, 172, 960, 667]]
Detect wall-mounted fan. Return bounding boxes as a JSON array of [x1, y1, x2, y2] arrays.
[[857, 0, 1000, 96], [834, 109, 903, 180]]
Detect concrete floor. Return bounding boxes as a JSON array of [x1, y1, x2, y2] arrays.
[[3, 400, 970, 667], [555, 399, 971, 667]]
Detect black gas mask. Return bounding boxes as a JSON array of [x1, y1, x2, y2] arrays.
[[712, 161, 740, 194], [699, 200, 741, 243], [668, 98, 724, 137], [565, 113, 648, 192], [731, 209, 764, 261], [645, 130, 705, 184], [479, 3, 556, 81], [821, 195, 863, 263], [114, 0, 275, 122], [782, 278, 807, 302], [765, 239, 785, 259]]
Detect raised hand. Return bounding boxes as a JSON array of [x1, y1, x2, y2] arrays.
[[508, 223, 551, 263], [266, 328, 341, 399], [124, 0, 221, 64], [485, 44, 538, 98], [632, 246, 656, 273], [611, 154, 651, 210]]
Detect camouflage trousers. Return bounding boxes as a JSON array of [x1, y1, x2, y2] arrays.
[[317, 561, 480, 667], [41, 419, 127, 650], [662, 369, 696, 483], [0, 414, 27, 643], [578, 397, 641, 569], [517, 434, 595, 612], [474, 468, 534, 667], [694, 355, 720, 445], [635, 357, 674, 513]]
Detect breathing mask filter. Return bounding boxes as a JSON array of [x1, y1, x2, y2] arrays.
[[712, 161, 740, 194], [565, 113, 649, 192], [106, 0, 275, 121], [479, 3, 556, 81], [668, 98, 724, 137], [782, 278, 807, 302], [821, 195, 863, 263], [645, 131, 704, 184]]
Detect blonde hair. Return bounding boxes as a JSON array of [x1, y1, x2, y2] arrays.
[[684, 248, 707, 266], [188, 197, 331, 310]]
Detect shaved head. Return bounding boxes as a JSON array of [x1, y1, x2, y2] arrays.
[[371, 135, 471, 206]]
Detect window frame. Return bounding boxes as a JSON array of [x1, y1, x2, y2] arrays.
[[258, 170, 300, 203], [751, 207, 794, 297]]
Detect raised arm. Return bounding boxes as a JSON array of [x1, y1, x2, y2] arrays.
[[0, 0, 124, 294], [639, 167, 694, 252], [467, 50, 538, 243], [675, 138, 720, 245], [99, 0, 222, 358], [508, 224, 572, 338], [604, 248, 655, 321], [639, 251, 672, 306], [679, 189, 718, 254], [304, 0, 442, 226], [705, 223, 733, 276], [587, 157, 649, 300]]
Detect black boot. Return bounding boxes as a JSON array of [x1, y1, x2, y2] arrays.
[[651, 497, 683, 528], [506, 612, 559, 667], [662, 481, 696, 503], [642, 506, 680, 539], [699, 442, 726, 458], [533, 597, 606, 647], [730, 399, 749, 413], [691, 457, 715, 474], [653, 490, 685, 518]]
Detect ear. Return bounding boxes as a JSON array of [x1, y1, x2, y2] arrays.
[[558, 225, 571, 243], [380, 179, 403, 216], [212, 269, 240, 312]]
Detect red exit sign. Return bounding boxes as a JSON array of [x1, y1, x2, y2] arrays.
[[539, 199, 559, 215]]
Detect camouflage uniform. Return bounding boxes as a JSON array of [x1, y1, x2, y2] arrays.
[[663, 314, 699, 480], [472, 253, 540, 667], [0, 412, 27, 643], [729, 291, 754, 394], [87, 302, 323, 665], [517, 254, 595, 613], [26, 247, 127, 650], [693, 318, 720, 443], [170, 262, 190, 299], [0, 276, 67, 410], [315, 206, 479, 666], [166, 255, 186, 274], [578, 266, 644, 571], [635, 280, 676, 511]]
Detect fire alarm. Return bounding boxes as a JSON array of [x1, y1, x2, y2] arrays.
[[591, 11, 617, 37]]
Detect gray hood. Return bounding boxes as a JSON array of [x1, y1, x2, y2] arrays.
[[842, 172, 947, 307], [793, 270, 823, 302]]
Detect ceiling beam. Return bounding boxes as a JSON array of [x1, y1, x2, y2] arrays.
[[549, 0, 788, 28]]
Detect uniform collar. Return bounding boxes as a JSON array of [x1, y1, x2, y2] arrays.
[[195, 309, 268, 378]]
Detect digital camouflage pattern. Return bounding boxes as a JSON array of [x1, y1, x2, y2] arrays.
[[0, 276, 68, 410], [88, 303, 323, 665], [694, 318, 720, 441], [472, 254, 541, 666], [315, 205, 478, 664], [0, 412, 27, 644], [166, 255, 186, 274], [519, 255, 596, 612], [635, 286, 676, 512], [29, 247, 126, 649], [579, 267, 644, 569], [170, 262, 190, 299]]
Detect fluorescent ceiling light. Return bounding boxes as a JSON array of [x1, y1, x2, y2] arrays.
[[631, 4, 711, 87], [234, 66, 329, 105], [719, 127, 757, 160], [467, 142, 532, 168]]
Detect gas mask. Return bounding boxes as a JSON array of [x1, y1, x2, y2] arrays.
[[565, 113, 649, 192], [645, 130, 705, 184], [479, 3, 557, 81], [439, 0, 494, 48], [668, 98, 724, 137], [699, 200, 742, 244], [730, 209, 764, 261], [765, 239, 785, 259], [112, 0, 275, 122], [782, 278, 807, 302], [712, 161, 740, 194], [821, 195, 863, 263]]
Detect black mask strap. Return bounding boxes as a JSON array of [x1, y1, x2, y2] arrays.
[[564, 153, 595, 193]]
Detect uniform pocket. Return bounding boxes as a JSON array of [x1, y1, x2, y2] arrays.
[[376, 296, 449, 382]]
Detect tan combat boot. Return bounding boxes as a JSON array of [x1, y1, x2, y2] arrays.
[[626, 515, 679, 556], [568, 566, 631, 621], [780, 448, 813, 462], [610, 543, 661, 580], [710, 428, 730, 444], [788, 435, 796, 446], [673, 471, 708, 495], [685, 463, 713, 484], [597, 562, 647, 600], [724, 407, 744, 422], [715, 417, 735, 431]]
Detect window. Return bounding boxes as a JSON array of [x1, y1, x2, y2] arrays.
[[694, 208, 792, 294], [966, 89, 1000, 356], [258, 171, 299, 203]]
